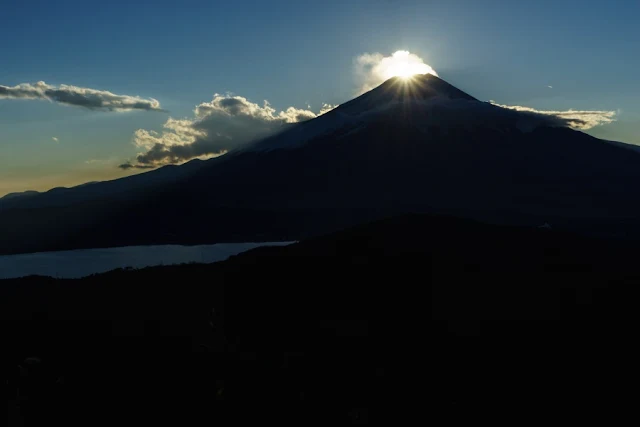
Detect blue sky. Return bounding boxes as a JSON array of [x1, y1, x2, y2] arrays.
[[1, 0, 639, 195]]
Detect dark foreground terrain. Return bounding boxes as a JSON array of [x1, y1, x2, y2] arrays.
[[3, 214, 639, 424]]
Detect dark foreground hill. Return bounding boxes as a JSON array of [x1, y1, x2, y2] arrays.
[[3, 214, 640, 424]]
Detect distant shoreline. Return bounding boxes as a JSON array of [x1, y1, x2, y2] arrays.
[[0, 242, 294, 280]]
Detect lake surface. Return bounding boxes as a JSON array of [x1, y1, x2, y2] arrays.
[[0, 242, 293, 279]]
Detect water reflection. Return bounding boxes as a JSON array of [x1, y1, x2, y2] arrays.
[[0, 242, 293, 279]]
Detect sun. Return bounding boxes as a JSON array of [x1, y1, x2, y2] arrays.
[[381, 50, 438, 80]]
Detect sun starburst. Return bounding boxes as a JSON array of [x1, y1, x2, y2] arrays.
[[382, 51, 438, 80]]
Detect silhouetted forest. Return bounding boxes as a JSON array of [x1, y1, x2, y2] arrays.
[[3, 214, 639, 425]]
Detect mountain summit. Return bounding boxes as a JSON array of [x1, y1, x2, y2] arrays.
[[336, 74, 478, 114], [2, 77, 640, 254], [245, 74, 566, 153]]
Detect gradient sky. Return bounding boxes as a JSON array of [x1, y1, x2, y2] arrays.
[[1, 0, 639, 196]]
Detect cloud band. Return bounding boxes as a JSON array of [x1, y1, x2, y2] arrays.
[[0, 81, 164, 112], [119, 94, 336, 169]]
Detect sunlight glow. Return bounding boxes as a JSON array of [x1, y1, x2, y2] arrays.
[[355, 50, 440, 93], [382, 51, 439, 80]]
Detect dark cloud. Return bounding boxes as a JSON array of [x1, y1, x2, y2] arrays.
[[133, 140, 228, 166], [118, 162, 156, 170], [0, 81, 164, 112], [216, 98, 246, 115]]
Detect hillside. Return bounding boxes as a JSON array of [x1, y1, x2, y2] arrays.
[[3, 214, 639, 424]]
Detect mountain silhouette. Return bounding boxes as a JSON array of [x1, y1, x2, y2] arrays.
[[2, 75, 640, 254]]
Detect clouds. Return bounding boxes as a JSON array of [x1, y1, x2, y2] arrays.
[[0, 81, 164, 112], [355, 50, 438, 94], [118, 162, 155, 170], [490, 102, 616, 130], [120, 94, 336, 169], [52, 137, 59, 143], [85, 158, 117, 165]]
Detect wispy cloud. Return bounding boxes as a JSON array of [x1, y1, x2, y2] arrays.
[[120, 94, 336, 169], [85, 158, 113, 165], [354, 50, 438, 94], [52, 136, 59, 143], [0, 81, 164, 112], [118, 162, 156, 170], [490, 102, 616, 130]]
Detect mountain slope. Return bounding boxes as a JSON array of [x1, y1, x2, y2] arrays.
[[2, 74, 640, 254], [0, 190, 40, 201]]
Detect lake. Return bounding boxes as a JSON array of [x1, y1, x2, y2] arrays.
[[0, 242, 293, 280]]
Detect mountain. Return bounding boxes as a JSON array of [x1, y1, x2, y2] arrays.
[[0, 160, 208, 210], [0, 182, 104, 204], [0, 190, 40, 201], [3, 74, 640, 255]]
